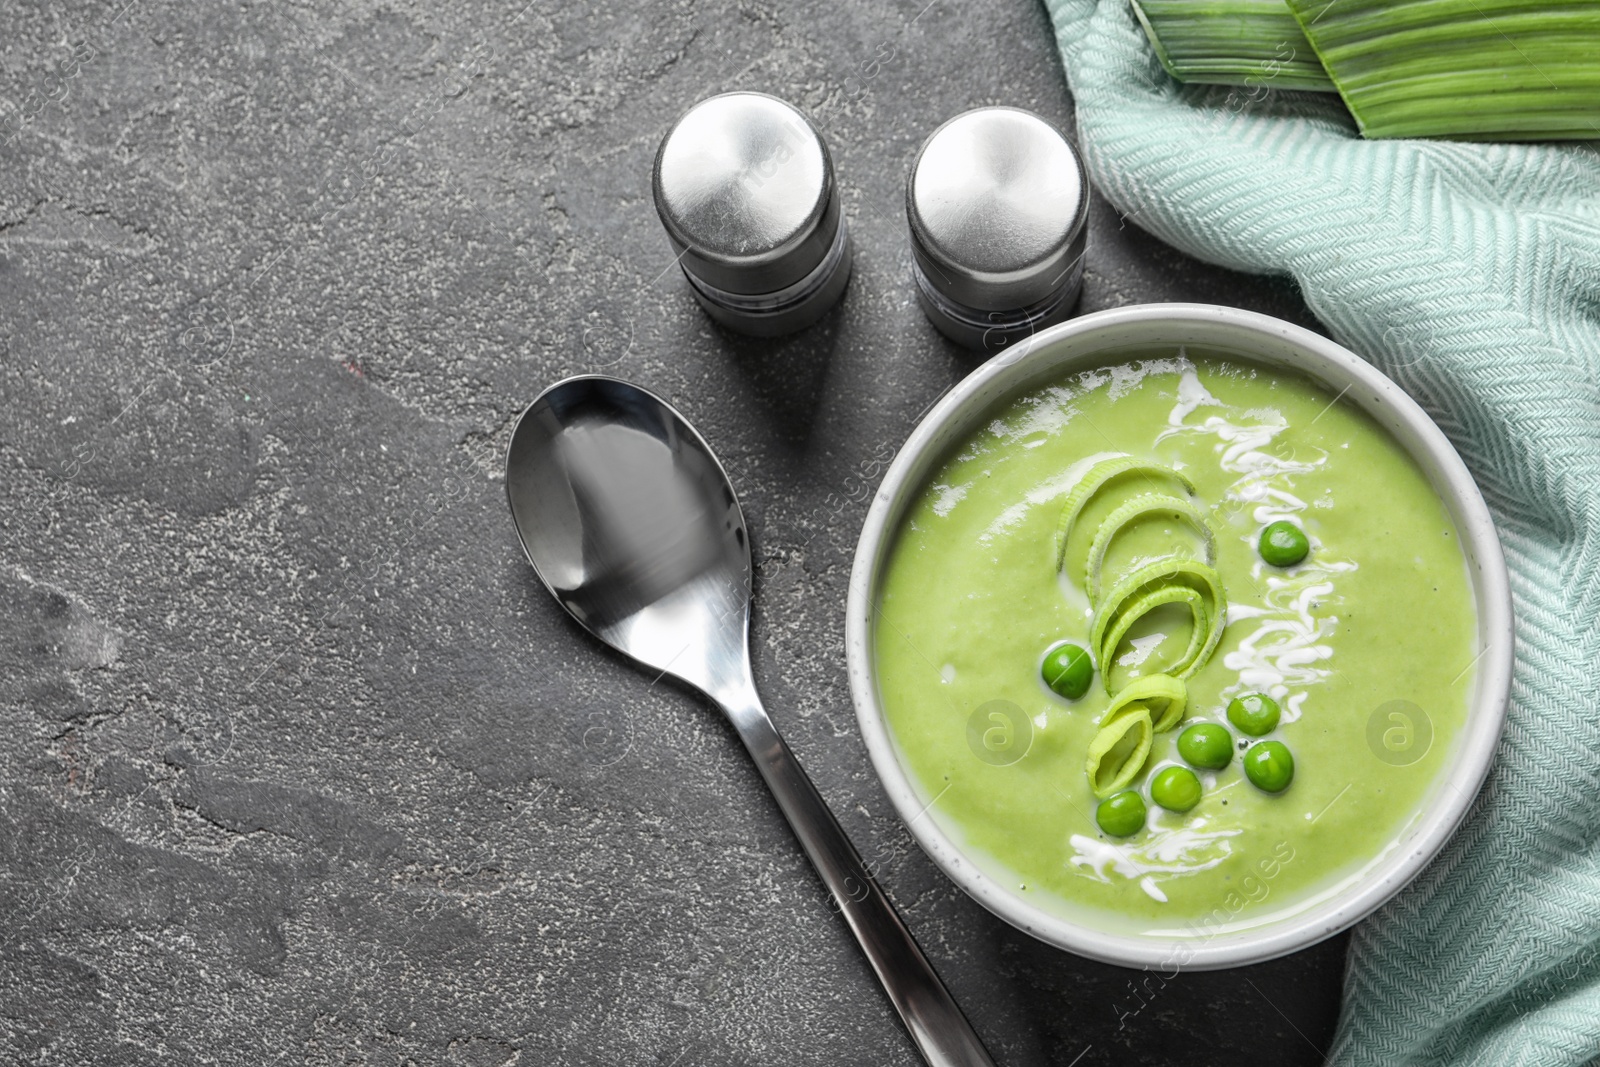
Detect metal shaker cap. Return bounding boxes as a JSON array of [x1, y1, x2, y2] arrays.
[[907, 107, 1087, 312], [653, 92, 841, 297]]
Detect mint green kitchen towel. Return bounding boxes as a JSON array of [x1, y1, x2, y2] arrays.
[[1043, 2, 1600, 1064]]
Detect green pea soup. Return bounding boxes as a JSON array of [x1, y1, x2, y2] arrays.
[[872, 351, 1477, 937]]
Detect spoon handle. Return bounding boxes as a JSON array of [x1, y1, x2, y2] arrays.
[[726, 696, 999, 1067]]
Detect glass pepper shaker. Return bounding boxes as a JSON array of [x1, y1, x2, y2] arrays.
[[653, 92, 853, 338], [906, 107, 1088, 354]]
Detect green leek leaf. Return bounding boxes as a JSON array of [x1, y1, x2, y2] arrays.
[[1131, 0, 1337, 91], [1285, 0, 1600, 140]]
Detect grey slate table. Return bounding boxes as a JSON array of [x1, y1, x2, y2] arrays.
[[1, 0, 1344, 1063]]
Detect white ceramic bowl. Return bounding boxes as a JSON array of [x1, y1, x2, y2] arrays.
[[846, 303, 1513, 970]]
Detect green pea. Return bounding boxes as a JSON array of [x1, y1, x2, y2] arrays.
[[1150, 765, 1202, 813], [1095, 790, 1147, 837], [1177, 723, 1233, 770], [1042, 643, 1094, 700], [1243, 740, 1295, 792], [1258, 521, 1310, 567], [1227, 692, 1281, 736]]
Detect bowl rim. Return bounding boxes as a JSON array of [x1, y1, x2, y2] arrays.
[[845, 302, 1514, 970]]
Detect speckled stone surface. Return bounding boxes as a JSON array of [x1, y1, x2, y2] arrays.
[[0, 1, 1341, 1063]]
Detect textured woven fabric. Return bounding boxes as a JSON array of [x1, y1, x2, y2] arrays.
[[1042, 3, 1600, 1064]]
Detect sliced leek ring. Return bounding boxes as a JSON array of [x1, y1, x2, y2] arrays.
[[1091, 557, 1227, 692], [1096, 584, 1207, 695], [1102, 674, 1189, 734], [1054, 456, 1196, 573], [1085, 491, 1217, 601], [1085, 704, 1154, 799]]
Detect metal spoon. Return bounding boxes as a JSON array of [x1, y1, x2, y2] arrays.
[[505, 375, 997, 1067]]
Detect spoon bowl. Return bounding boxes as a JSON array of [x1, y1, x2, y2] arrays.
[[506, 376, 750, 697]]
